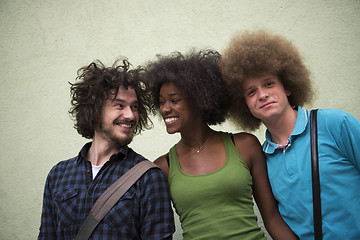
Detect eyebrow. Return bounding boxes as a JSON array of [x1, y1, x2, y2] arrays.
[[111, 98, 138, 105], [263, 77, 277, 82], [243, 85, 255, 92], [160, 92, 183, 98]]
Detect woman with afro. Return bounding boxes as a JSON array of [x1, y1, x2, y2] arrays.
[[221, 29, 360, 239], [143, 49, 297, 240]]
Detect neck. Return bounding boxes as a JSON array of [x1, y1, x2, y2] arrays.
[[87, 135, 120, 166], [180, 124, 213, 151], [264, 107, 298, 145]]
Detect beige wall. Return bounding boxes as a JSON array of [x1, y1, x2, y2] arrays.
[[1, 0, 359, 239]]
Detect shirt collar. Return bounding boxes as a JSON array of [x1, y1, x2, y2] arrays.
[[76, 142, 129, 163], [292, 106, 310, 136], [263, 106, 309, 154]]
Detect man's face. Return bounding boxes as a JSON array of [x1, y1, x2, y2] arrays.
[[96, 86, 139, 146], [242, 74, 291, 124]]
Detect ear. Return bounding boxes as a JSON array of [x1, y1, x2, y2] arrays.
[[285, 89, 291, 96]]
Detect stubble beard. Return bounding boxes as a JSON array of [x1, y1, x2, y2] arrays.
[[99, 121, 135, 147]]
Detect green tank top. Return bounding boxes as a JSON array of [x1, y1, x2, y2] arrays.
[[168, 132, 266, 240]]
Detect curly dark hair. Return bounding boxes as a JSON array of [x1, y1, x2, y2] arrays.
[[220, 29, 314, 131], [143, 49, 230, 126], [69, 58, 152, 139]]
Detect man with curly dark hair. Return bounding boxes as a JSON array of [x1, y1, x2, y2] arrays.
[[143, 49, 298, 240], [38, 58, 174, 239], [221, 29, 360, 239]]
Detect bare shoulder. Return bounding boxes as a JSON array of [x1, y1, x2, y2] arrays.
[[154, 154, 169, 180], [231, 132, 264, 168], [232, 132, 262, 148]]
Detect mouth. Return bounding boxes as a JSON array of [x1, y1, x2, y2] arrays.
[[259, 101, 275, 109], [115, 121, 135, 131], [164, 117, 179, 125]]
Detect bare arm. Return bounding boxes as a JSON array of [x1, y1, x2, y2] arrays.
[[233, 133, 298, 240]]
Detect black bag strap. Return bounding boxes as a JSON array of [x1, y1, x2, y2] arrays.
[[310, 109, 323, 240], [74, 160, 159, 240]]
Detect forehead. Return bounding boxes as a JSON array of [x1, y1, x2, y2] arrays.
[[160, 82, 184, 96], [110, 86, 138, 102], [243, 74, 280, 87]]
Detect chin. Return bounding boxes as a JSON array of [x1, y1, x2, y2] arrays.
[[113, 133, 134, 146], [165, 127, 178, 134], [116, 138, 132, 146]]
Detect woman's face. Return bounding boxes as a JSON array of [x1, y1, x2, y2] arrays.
[[159, 82, 194, 134]]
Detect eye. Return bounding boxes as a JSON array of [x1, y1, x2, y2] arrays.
[[131, 104, 138, 111], [115, 103, 124, 109], [265, 81, 275, 87], [246, 89, 256, 97], [171, 98, 181, 103]]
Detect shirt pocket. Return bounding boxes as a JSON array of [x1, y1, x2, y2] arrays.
[[102, 190, 136, 228], [53, 189, 79, 225]]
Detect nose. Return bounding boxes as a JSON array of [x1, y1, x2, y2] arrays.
[[122, 106, 135, 120], [258, 88, 269, 101], [160, 101, 171, 115]]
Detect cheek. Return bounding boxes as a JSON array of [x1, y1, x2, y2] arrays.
[[133, 111, 140, 121], [244, 97, 254, 108], [244, 97, 258, 115]]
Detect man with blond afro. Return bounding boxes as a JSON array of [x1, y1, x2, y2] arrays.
[[221, 29, 360, 240]]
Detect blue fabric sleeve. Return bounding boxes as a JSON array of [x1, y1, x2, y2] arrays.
[[339, 112, 360, 171]]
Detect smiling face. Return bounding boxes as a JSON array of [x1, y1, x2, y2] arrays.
[[159, 82, 195, 134], [96, 86, 139, 146], [243, 74, 292, 124]]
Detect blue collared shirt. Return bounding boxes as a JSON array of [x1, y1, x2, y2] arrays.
[[38, 143, 175, 239], [263, 106, 360, 239]]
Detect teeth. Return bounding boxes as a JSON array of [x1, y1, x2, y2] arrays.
[[165, 117, 178, 123], [119, 124, 131, 128]]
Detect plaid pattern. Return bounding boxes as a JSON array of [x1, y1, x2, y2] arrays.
[[38, 142, 174, 240]]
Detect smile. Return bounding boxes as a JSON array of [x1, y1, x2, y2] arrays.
[[115, 121, 134, 129], [259, 102, 275, 109], [164, 117, 179, 124]]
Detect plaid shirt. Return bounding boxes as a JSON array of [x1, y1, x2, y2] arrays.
[[38, 142, 174, 240]]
